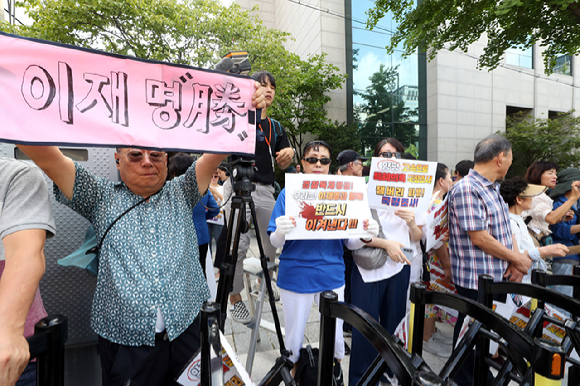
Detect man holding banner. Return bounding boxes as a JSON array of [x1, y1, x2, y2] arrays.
[[14, 84, 266, 386]]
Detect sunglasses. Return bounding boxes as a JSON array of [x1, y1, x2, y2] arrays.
[[303, 157, 332, 165], [379, 151, 402, 159], [122, 151, 165, 164]]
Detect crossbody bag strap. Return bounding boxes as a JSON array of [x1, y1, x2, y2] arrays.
[[86, 190, 161, 256], [370, 208, 384, 239]]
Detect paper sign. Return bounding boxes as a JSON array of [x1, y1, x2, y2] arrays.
[[367, 157, 436, 212], [284, 174, 372, 240], [177, 331, 255, 386], [0, 32, 257, 155], [425, 197, 448, 251], [207, 211, 225, 226]]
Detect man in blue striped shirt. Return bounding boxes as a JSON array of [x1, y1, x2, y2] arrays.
[[447, 135, 531, 386]]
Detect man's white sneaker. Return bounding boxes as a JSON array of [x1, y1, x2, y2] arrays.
[[422, 337, 451, 358], [432, 330, 452, 346]]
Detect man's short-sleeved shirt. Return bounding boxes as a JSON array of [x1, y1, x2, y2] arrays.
[[448, 169, 512, 289], [54, 162, 209, 346]]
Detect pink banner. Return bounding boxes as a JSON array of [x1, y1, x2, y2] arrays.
[[0, 32, 257, 155]]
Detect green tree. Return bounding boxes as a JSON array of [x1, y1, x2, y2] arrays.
[[318, 120, 362, 172], [356, 64, 416, 151], [1, 0, 346, 162], [501, 111, 580, 177], [269, 53, 347, 159], [367, 0, 580, 74]]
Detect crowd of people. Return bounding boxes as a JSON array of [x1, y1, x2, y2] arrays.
[[1, 67, 579, 386]]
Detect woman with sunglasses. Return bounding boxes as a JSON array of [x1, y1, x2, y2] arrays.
[[349, 137, 424, 386], [267, 140, 379, 380]]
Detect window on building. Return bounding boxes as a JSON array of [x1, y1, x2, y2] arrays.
[[552, 54, 572, 76], [506, 106, 532, 125], [505, 46, 533, 69]]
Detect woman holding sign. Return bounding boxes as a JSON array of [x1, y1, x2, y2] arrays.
[[349, 137, 424, 386], [267, 140, 379, 381]]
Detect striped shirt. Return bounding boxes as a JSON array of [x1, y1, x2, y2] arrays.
[[448, 170, 511, 289]]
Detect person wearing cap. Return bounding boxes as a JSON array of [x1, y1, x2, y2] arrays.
[[336, 150, 367, 177], [335, 149, 367, 342], [548, 168, 580, 304], [500, 177, 568, 283]]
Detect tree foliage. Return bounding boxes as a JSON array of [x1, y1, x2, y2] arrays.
[[270, 54, 347, 159], [1, 0, 346, 158], [355, 64, 417, 151], [501, 111, 580, 177], [367, 0, 580, 74]]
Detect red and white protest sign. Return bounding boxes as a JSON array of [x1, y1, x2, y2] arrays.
[[0, 32, 257, 155], [284, 174, 372, 240], [367, 157, 437, 213]]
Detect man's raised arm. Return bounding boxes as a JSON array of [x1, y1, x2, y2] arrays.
[[16, 146, 76, 200]]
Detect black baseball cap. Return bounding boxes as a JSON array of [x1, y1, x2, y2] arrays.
[[337, 150, 368, 166]]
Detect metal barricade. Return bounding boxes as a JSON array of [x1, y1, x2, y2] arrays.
[[318, 291, 449, 386], [26, 314, 68, 386], [408, 281, 570, 385]]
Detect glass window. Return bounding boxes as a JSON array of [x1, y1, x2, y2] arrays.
[[505, 46, 533, 69], [553, 54, 572, 76], [351, 0, 424, 153]]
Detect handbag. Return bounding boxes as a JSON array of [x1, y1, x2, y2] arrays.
[[58, 194, 153, 276], [352, 209, 389, 270]]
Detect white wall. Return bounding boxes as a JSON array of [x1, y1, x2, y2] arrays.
[[236, 0, 347, 123], [427, 35, 580, 170]]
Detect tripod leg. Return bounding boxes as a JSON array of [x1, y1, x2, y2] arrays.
[[215, 197, 247, 331], [248, 199, 287, 354]]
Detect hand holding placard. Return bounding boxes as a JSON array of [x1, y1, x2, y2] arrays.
[[275, 216, 296, 237], [364, 218, 379, 238]]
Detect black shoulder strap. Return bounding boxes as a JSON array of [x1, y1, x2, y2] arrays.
[[270, 118, 284, 143], [86, 190, 161, 256]]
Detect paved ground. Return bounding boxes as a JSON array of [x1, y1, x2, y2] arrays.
[[210, 235, 456, 385]]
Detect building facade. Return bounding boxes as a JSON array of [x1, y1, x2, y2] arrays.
[[237, 0, 580, 169]]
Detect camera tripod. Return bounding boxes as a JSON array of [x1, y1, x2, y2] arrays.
[[214, 159, 296, 386]]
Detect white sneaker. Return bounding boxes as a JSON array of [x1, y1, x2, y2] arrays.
[[432, 330, 452, 346], [230, 301, 251, 324], [422, 337, 451, 358]]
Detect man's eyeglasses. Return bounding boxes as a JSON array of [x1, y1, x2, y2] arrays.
[[379, 152, 402, 159], [121, 151, 166, 164], [303, 157, 332, 165]]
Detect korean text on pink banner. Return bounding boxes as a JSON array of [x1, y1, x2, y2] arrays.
[[0, 32, 257, 155]]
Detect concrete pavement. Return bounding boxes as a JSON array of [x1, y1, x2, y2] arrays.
[[211, 234, 457, 385]]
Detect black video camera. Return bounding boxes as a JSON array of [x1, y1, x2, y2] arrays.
[[214, 51, 251, 75]]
